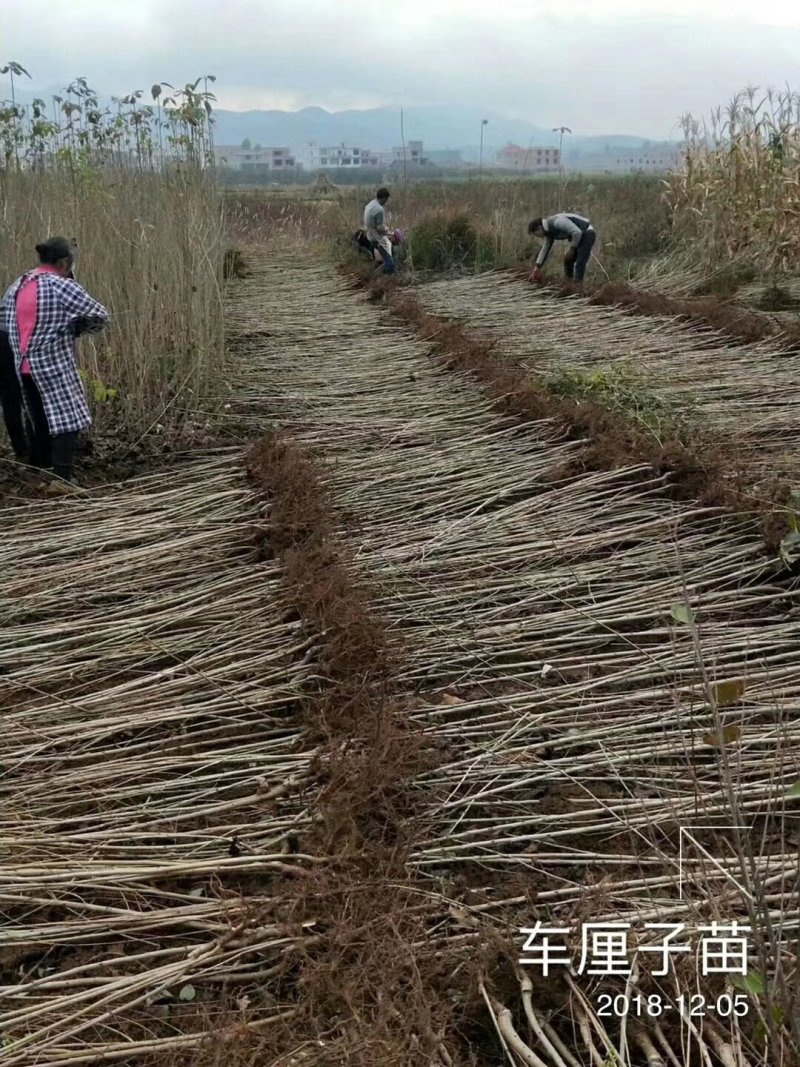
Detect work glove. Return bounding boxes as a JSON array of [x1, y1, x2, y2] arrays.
[[529, 266, 544, 284]]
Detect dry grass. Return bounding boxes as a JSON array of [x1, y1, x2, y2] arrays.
[[5, 246, 800, 1066], [228, 252, 800, 1064], [408, 269, 800, 541], [566, 276, 800, 350], [0, 71, 225, 441], [0, 167, 225, 437], [667, 86, 800, 278], [242, 430, 457, 1066], [349, 268, 795, 554], [229, 174, 667, 279], [0, 458, 315, 1065]]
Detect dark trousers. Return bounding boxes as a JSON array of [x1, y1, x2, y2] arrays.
[[21, 374, 78, 480], [565, 229, 596, 282], [0, 331, 27, 459], [371, 241, 396, 275]]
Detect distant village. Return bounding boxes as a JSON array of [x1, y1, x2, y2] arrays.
[[214, 139, 682, 178]]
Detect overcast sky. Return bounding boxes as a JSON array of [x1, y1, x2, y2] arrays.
[[4, 0, 800, 138]]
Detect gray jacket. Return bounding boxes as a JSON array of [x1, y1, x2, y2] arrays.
[[363, 198, 390, 243], [535, 213, 594, 267]]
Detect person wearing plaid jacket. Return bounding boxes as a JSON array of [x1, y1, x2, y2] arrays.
[[1, 237, 108, 485]]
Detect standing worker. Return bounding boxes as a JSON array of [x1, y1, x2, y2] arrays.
[[363, 186, 396, 275], [0, 237, 109, 491], [0, 256, 79, 465], [528, 213, 596, 284], [0, 322, 27, 462]]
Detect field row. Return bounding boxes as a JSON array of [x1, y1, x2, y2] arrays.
[[1, 258, 798, 1064]]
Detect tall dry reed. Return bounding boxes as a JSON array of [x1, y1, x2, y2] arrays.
[[0, 71, 225, 437], [668, 87, 800, 278]]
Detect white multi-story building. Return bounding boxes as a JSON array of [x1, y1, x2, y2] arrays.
[[380, 140, 428, 167], [214, 144, 296, 171], [392, 141, 428, 166], [495, 143, 561, 172], [303, 143, 380, 170]]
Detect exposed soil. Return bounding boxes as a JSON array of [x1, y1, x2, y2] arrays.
[[240, 430, 478, 1065], [346, 266, 792, 556], [9, 253, 794, 1065], [546, 274, 800, 351], [0, 420, 239, 506]]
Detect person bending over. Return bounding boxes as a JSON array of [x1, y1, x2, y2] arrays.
[[528, 212, 596, 284]]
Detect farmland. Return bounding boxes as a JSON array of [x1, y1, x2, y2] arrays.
[[2, 81, 800, 1067]]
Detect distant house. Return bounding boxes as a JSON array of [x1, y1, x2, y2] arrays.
[[614, 149, 682, 173], [214, 144, 296, 171], [386, 140, 429, 167], [303, 143, 380, 169], [495, 143, 560, 173]]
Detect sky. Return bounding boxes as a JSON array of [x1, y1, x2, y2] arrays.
[[3, 0, 800, 139]]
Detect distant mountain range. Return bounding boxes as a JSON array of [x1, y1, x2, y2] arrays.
[[8, 88, 678, 159], [211, 105, 678, 159]]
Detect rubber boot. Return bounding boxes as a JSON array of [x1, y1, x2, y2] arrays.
[[51, 431, 78, 481]]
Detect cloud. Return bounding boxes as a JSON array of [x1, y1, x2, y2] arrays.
[[4, 0, 800, 137]]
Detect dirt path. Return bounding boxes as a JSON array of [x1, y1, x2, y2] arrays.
[[2, 255, 799, 1065]]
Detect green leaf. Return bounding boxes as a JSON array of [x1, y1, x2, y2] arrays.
[[786, 780, 800, 799], [178, 984, 196, 1002], [714, 679, 745, 707], [730, 971, 765, 995], [670, 603, 694, 625], [89, 379, 117, 404]]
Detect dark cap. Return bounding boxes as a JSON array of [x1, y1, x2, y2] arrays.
[[376, 186, 390, 200], [35, 236, 75, 266]]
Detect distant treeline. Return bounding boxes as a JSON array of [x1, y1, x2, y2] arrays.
[[216, 165, 667, 188], [216, 165, 450, 187]]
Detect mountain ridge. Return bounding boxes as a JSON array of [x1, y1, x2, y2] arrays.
[[8, 86, 678, 156], [211, 105, 678, 157]]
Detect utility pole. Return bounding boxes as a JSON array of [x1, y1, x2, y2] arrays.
[[552, 125, 571, 180], [479, 118, 488, 178], [400, 107, 408, 194], [552, 125, 571, 208]]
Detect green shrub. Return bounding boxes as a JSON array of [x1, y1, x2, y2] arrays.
[[406, 212, 496, 273]]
